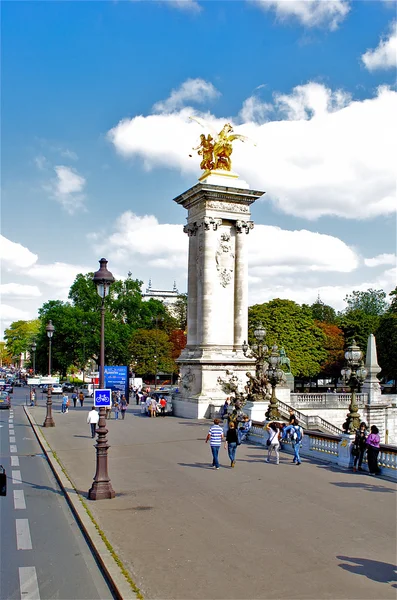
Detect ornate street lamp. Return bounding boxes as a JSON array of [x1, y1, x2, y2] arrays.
[[88, 258, 116, 501], [31, 342, 37, 376], [341, 340, 367, 434], [242, 322, 269, 383], [43, 321, 55, 428], [265, 345, 286, 421]]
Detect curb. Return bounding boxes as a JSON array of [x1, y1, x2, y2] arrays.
[[24, 406, 141, 600]]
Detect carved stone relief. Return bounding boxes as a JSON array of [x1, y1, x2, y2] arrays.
[[180, 368, 196, 393], [235, 220, 254, 234], [183, 223, 198, 236], [207, 201, 249, 213], [215, 232, 234, 287], [199, 217, 222, 231]]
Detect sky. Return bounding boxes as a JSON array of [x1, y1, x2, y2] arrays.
[[1, 0, 396, 336]]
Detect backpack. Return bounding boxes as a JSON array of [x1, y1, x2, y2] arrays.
[[290, 426, 302, 443]]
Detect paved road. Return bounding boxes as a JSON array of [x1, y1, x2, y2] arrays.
[[28, 398, 397, 600], [0, 388, 115, 600]]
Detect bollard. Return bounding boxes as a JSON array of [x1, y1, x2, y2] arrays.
[[0, 465, 7, 496]]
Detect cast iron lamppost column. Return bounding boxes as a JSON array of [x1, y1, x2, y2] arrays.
[[265, 345, 286, 421], [31, 342, 37, 376], [43, 321, 55, 428], [88, 258, 116, 501], [341, 340, 367, 433]]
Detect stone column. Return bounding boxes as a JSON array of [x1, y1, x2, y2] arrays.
[[234, 220, 254, 349], [184, 223, 198, 346], [200, 217, 221, 346]]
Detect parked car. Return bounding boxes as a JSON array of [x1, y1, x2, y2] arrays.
[[41, 384, 63, 395], [80, 384, 95, 398], [62, 382, 75, 392], [0, 391, 11, 410]]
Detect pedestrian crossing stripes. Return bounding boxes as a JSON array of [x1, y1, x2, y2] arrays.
[[11, 456, 20, 467], [19, 566, 40, 600], [12, 470, 22, 484], [14, 489, 26, 510], [10, 445, 17, 453]]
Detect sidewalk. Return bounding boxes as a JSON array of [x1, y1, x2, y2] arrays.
[[27, 404, 396, 600]]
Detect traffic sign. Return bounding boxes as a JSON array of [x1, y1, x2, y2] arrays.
[[27, 378, 41, 385], [40, 377, 60, 384], [94, 389, 112, 408]]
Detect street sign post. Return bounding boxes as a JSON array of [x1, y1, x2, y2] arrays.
[[94, 389, 112, 408]]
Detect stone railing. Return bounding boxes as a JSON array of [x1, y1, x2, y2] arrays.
[[290, 393, 367, 408], [249, 422, 397, 482], [278, 399, 344, 435]]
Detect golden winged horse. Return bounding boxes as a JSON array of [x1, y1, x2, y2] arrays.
[[190, 118, 251, 172]]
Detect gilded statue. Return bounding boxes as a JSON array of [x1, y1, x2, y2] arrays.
[[190, 118, 251, 172]]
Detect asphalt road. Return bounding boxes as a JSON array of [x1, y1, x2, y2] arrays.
[[0, 387, 116, 600]]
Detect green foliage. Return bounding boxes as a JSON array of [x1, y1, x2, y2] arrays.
[[4, 319, 40, 358], [336, 310, 379, 352], [315, 321, 345, 378], [343, 288, 388, 316], [129, 329, 175, 376], [172, 294, 188, 330], [388, 286, 397, 314], [310, 300, 336, 323], [248, 299, 327, 378]]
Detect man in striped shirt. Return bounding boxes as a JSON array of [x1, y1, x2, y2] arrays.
[[206, 418, 224, 469]]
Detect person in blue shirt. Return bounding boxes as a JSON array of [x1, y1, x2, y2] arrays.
[[282, 419, 304, 465]]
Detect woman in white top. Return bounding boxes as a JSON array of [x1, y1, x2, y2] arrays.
[[265, 422, 281, 465]]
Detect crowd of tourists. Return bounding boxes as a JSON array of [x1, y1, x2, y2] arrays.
[[207, 400, 382, 474]]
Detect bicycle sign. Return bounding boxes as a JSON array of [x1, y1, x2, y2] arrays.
[[94, 389, 112, 408]]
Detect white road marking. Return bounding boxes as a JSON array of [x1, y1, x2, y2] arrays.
[[19, 566, 40, 599], [14, 489, 26, 510], [11, 456, 20, 467], [9, 423, 14, 428], [10, 436, 16, 443], [10, 445, 18, 453], [12, 470, 22, 484], [16, 519, 32, 550]]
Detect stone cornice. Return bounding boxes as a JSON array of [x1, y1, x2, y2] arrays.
[[173, 182, 265, 211]]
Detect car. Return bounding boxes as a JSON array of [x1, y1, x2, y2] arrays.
[[80, 384, 95, 398], [62, 382, 76, 392], [0, 392, 11, 409], [41, 384, 63, 395], [4, 385, 13, 394]]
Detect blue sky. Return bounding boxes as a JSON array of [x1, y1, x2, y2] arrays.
[[1, 0, 396, 334]]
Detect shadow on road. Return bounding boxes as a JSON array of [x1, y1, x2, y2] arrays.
[[178, 462, 214, 469], [331, 481, 395, 493], [337, 555, 397, 588]]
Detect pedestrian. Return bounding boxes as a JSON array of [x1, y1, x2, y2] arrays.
[[159, 395, 167, 416], [265, 422, 281, 465], [238, 415, 252, 444], [352, 422, 367, 472], [79, 391, 84, 407], [140, 394, 147, 414], [114, 398, 120, 420], [288, 408, 296, 424], [205, 418, 224, 469], [87, 407, 99, 438], [224, 421, 238, 467], [220, 397, 230, 419], [106, 400, 112, 420], [120, 395, 127, 420], [61, 394, 68, 414], [150, 396, 157, 418], [72, 393, 77, 408], [366, 425, 381, 475]]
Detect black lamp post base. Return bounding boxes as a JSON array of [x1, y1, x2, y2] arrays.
[[88, 482, 115, 500]]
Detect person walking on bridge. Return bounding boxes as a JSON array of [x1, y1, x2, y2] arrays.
[[206, 419, 224, 469], [87, 407, 99, 438]]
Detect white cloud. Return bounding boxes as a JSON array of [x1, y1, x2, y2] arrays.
[[60, 149, 78, 160], [252, 0, 350, 30], [239, 96, 273, 124], [108, 82, 397, 220], [34, 155, 49, 171], [164, 0, 201, 12], [49, 165, 87, 214], [153, 78, 220, 113], [0, 283, 42, 298], [362, 21, 397, 71], [1, 235, 38, 270], [0, 304, 31, 327], [25, 262, 91, 289], [364, 253, 396, 268]]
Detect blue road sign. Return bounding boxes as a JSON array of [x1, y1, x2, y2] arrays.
[[94, 389, 112, 408], [104, 366, 129, 401]]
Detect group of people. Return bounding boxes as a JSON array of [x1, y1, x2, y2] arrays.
[[140, 394, 168, 417], [352, 422, 381, 475]]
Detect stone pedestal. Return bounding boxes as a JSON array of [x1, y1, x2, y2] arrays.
[[173, 178, 264, 418], [244, 402, 268, 423], [337, 433, 355, 469]]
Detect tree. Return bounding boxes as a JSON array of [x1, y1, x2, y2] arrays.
[[171, 294, 188, 331], [315, 322, 345, 379], [337, 310, 380, 352], [169, 329, 187, 361], [376, 314, 397, 385], [129, 329, 174, 377], [248, 299, 327, 378], [0, 342, 12, 367], [388, 286, 397, 314], [4, 320, 40, 359], [343, 288, 388, 316], [310, 299, 336, 323]]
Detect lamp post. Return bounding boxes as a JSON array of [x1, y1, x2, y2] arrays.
[[341, 340, 367, 433], [265, 345, 286, 421], [31, 342, 37, 376], [88, 258, 116, 501], [242, 322, 268, 388], [43, 320, 55, 428]]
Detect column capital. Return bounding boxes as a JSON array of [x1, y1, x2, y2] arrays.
[[183, 223, 199, 236], [236, 220, 254, 234], [199, 217, 222, 231]]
